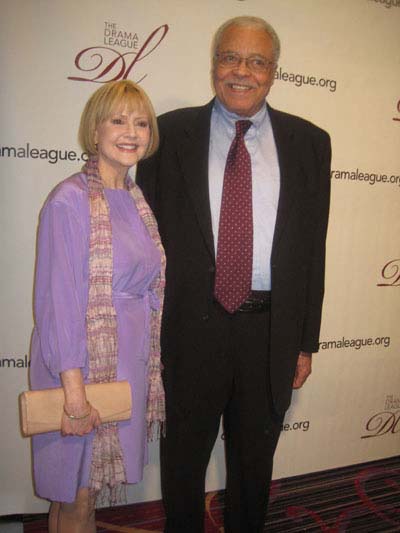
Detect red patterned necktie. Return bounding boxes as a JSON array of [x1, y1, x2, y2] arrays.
[[214, 120, 253, 313]]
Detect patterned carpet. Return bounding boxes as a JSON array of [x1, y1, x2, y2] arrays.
[[22, 455, 400, 532]]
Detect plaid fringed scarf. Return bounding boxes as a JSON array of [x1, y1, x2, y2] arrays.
[[84, 156, 165, 505]]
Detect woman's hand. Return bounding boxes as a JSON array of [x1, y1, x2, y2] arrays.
[[60, 368, 102, 437], [61, 402, 101, 436]]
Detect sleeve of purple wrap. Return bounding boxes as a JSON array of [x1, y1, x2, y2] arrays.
[[33, 199, 89, 379]]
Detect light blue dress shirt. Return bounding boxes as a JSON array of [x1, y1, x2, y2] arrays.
[[208, 98, 280, 290]]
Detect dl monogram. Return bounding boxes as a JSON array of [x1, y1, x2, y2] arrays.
[[377, 259, 400, 287], [393, 99, 400, 121], [361, 411, 400, 439], [68, 24, 169, 83]]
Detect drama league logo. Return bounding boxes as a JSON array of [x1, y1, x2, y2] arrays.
[[361, 395, 400, 439], [68, 21, 169, 83], [377, 259, 400, 287], [393, 99, 400, 122]]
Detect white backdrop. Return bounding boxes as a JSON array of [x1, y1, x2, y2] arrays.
[[1, 0, 399, 515]]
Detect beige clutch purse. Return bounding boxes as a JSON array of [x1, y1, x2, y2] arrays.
[[19, 380, 132, 436]]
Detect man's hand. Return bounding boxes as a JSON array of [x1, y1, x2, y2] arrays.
[[292, 352, 312, 389]]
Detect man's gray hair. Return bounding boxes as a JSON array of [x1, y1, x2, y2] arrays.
[[212, 16, 281, 64]]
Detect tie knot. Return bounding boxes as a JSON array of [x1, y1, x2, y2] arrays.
[[235, 120, 252, 137]]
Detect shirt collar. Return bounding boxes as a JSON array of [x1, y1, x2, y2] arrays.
[[214, 97, 269, 136]]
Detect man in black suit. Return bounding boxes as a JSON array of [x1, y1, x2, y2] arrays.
[[137, 15, 331, 533]]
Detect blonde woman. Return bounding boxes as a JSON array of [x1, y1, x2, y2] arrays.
[[30, 80, 165, 532]]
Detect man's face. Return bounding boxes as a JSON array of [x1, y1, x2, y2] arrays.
[[213, 25, 276, 117]]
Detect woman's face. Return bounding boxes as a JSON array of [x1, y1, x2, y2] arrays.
[[95, 105, 151, 180]]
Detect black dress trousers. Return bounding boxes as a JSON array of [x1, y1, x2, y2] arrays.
[[161, 301, 283, 533]]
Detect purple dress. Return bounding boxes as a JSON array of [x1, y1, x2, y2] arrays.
[[30, 173, 161, 503]]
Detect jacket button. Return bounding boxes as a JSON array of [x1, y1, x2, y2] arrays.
[[202, 314, 209, 321]]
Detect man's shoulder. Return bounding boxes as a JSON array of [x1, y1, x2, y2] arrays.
[[269, 106, 330, 142], [157, 101, 213, 130]]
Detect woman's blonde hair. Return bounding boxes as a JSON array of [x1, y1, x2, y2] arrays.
[[79, 80, 159, 158]]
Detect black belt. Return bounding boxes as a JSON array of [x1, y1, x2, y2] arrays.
[[236, 291, 271, 313]]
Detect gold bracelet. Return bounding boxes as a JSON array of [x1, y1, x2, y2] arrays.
[[63, 401, 91, 420]]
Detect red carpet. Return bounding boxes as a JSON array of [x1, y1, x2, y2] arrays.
[[22, 455, 400, 532]]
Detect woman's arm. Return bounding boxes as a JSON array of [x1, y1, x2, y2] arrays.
[[60, 368, 101, 436]]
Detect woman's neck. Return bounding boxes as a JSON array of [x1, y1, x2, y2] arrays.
[[97, 161, 126, 189]]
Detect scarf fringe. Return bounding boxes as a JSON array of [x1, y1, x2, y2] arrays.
[[84, 157, 166, 506]]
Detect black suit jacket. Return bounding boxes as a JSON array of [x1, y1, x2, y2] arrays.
[[137, 99, 331, 415]]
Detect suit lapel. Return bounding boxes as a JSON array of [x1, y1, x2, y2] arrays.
[[173, 102, 301, 263], [178, 100, 216, 259], [269, 106, 299, 259]]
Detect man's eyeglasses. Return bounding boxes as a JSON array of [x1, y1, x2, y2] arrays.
[[215, 52, 275, 73]]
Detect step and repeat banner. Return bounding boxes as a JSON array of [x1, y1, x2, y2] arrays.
[[1, 0, 399, 515]]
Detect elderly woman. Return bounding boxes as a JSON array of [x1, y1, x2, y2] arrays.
[[30, 80, 165, 533]]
